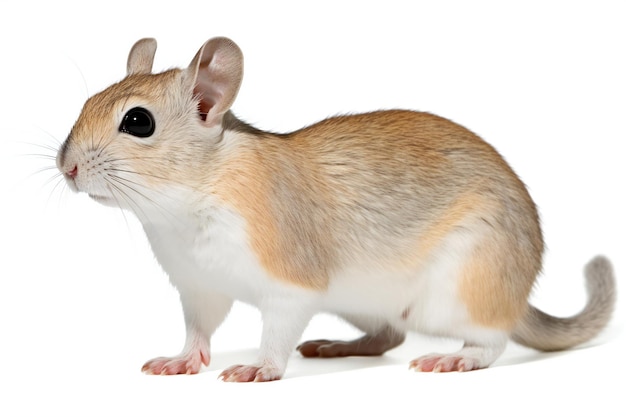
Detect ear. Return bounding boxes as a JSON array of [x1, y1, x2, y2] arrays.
[[186, 37, 243, 127], [127, 38, 157, 75]]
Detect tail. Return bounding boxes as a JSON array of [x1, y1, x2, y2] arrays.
[[511, 255, 616, 351]]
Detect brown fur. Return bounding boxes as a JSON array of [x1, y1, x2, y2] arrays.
[[208, 109, 545, 316], [64, 66, 545, 322], [210, 140, 338, 290]]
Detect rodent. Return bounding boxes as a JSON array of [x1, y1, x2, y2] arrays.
[[56, 37, 616, 382]]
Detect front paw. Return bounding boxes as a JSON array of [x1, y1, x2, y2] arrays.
[[142, 349, 210, 375], [219, 364, 283, 382]]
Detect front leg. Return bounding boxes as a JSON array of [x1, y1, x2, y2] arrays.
[[142, 289, 233, 375], [220, 294, 316, 382]]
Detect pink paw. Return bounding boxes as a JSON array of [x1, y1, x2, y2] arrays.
[[409, 354, 481, 373], [219, 365, 282, 383], [142, 349, 209, 375]]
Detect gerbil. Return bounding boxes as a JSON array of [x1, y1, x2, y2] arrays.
[[56, 37, 616, 382]]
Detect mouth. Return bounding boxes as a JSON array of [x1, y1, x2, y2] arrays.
[[63, 175, 79, 193], [88, 193, 116, 206]]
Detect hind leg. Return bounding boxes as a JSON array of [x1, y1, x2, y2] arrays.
[[406, 227, 531, 372], [297, 315, 405, 358], [406, 252, 513, 373]]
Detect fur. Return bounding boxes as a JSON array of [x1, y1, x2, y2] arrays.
[[56, 37, 616, 381]]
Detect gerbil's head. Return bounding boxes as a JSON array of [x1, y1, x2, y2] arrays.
[[56, 37, 243, 209]]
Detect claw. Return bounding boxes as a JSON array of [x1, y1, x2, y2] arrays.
[[219, 364, 282, 383], [410, 354, 480, 373], [142, 348, 210, 375]]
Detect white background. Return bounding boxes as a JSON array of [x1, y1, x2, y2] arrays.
[[1, 1, 624, 416]]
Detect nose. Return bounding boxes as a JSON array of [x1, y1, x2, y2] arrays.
[[66, 165, 78, 178]]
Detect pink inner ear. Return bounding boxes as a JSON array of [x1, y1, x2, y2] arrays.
[[189, 38, 243, 127], [195, 84, 216, 122], [194, 75, 221, 123], [197, 98, 212, 121]]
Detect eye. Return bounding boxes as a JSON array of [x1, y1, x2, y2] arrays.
[[119, 107, 155, 138]]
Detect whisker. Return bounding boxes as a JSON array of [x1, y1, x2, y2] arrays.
[[19, 135, 65, 194], [24, 126, 63, 147], [107, 178, 148, 217], [106, 178, 147, 230], [106, 174, 188, 231], [95, 133, 108, 156], [108, 175, 181, 220], [18, 141, 59, 172], [108, 177, 186, 234], [103, 155, 173, 164], [110, 168, 173, 183], [110, 192, 134, 238], [108, 172, 194, 213], [22, 153, 57, 161], [35, 166, 61, 173], [19, 165, 60, 184], [104, 162, 208, 197], [107, 175, 169, 223], [45, 175, 69, 211], [21, 141, 61, 154], [64, 53, 90, 100], [42, 171, 65, 187]]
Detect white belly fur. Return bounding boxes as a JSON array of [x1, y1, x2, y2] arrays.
[[141, 197, 478, 337]]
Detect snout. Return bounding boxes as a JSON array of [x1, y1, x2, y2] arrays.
[[56, 139, 79, 192]]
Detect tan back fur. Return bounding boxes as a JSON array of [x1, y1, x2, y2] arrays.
[[59, 38, 544, 330]]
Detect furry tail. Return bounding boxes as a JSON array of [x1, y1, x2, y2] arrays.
[[512, 255, 616, 351]]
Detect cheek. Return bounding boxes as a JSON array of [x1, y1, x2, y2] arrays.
[[71, 148, 111, 194]]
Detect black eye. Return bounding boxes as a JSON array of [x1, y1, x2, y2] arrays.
[[119, 107, 155, 138]]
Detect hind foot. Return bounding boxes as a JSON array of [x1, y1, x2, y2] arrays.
[[298, 328, 405, 358], [409, 342, 506, 373], [409, 354, 482, 372]]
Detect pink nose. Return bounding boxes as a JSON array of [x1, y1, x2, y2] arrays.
[[66, 165, 78, 178]]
